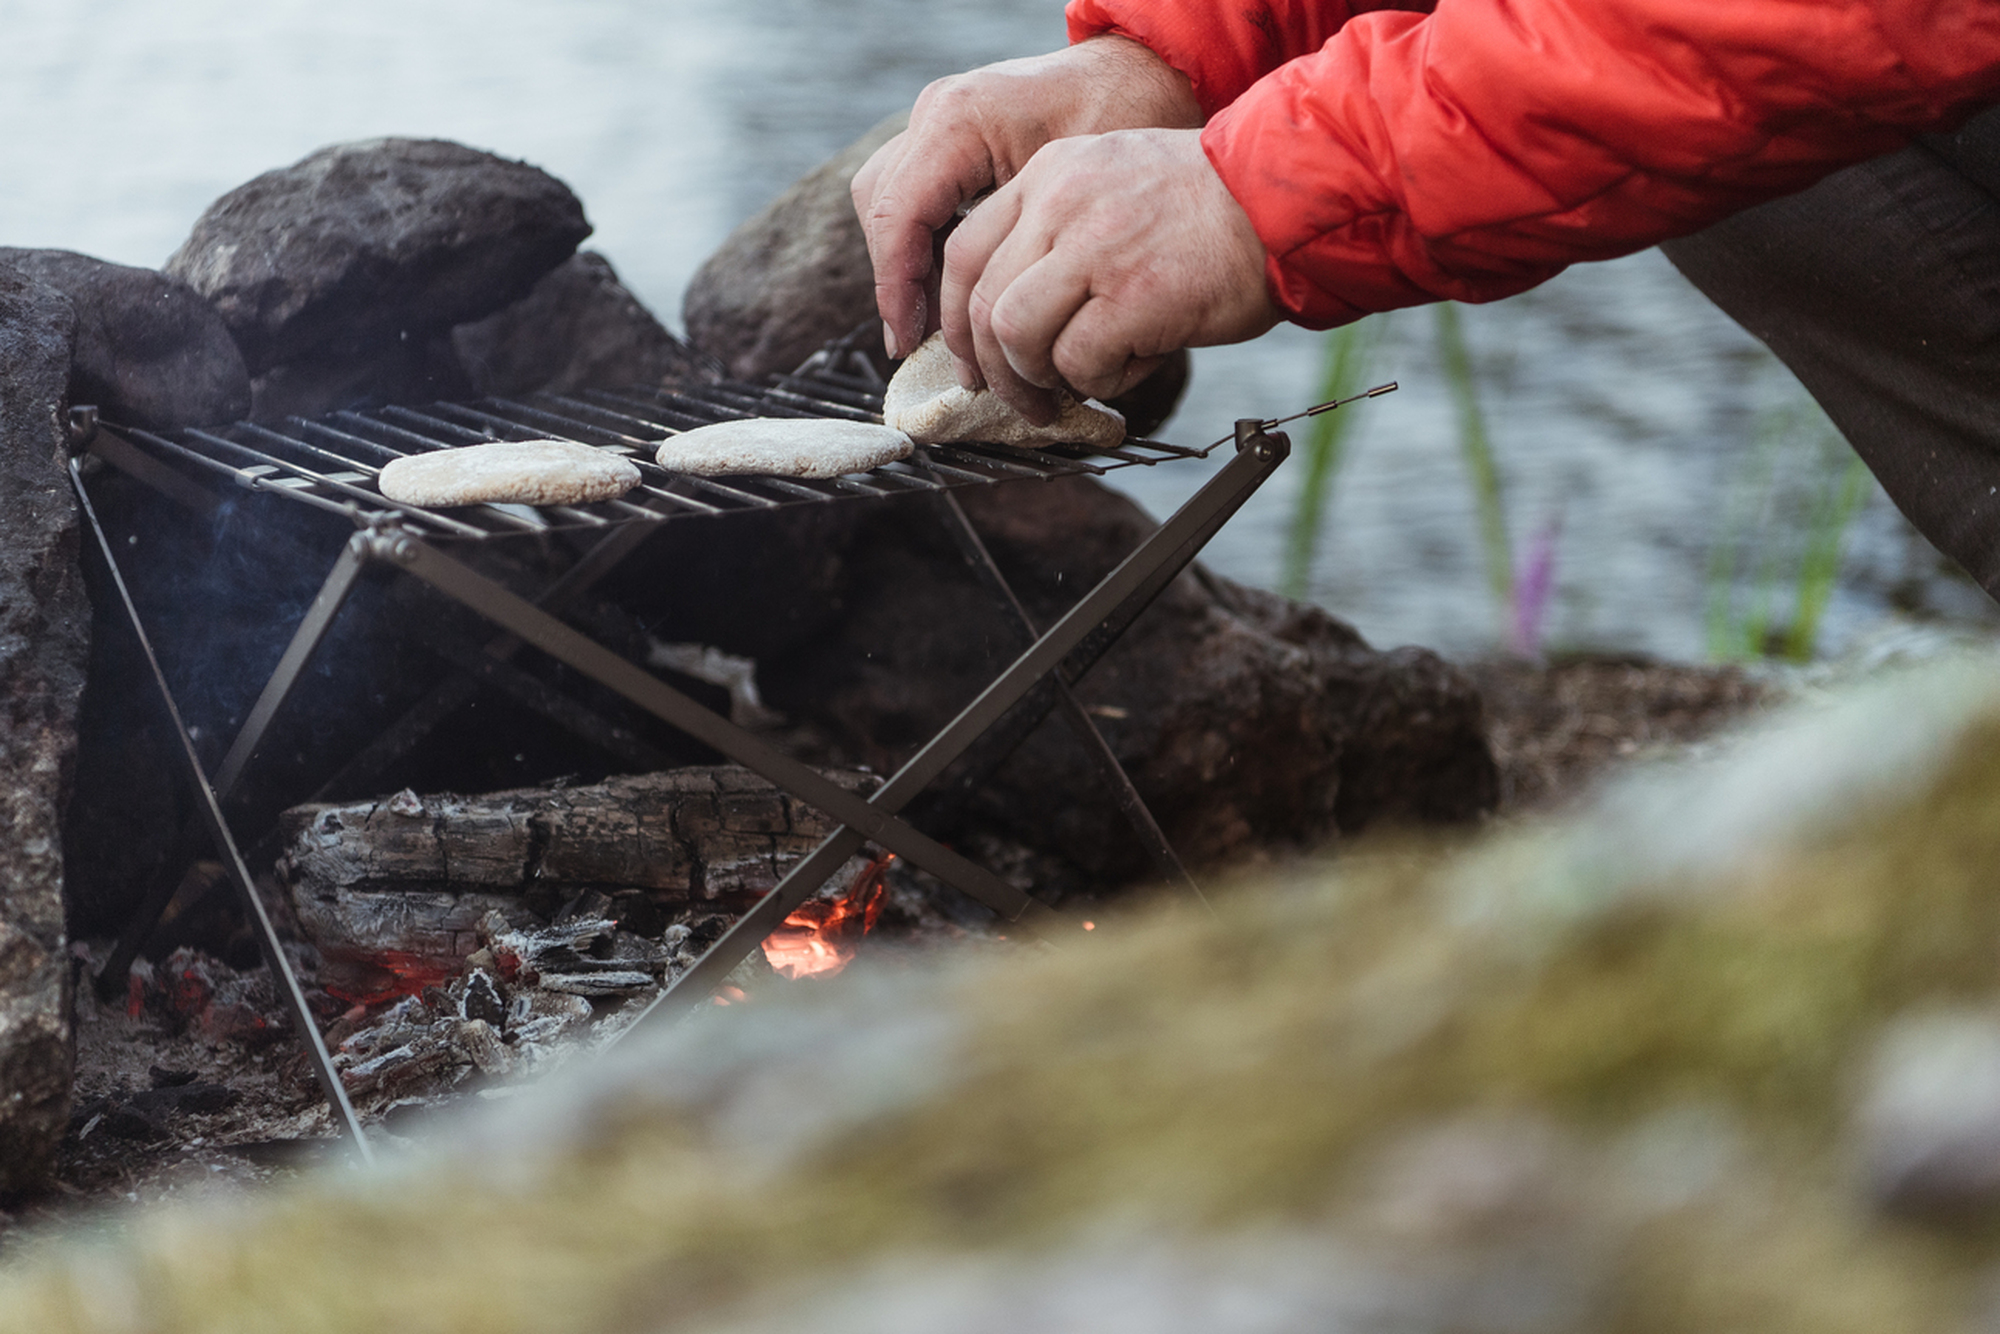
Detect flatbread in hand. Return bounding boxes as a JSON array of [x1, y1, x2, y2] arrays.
[[655, 418, 913, 478], [883, 331, 1126, 449], [378, 439, 640, 507]]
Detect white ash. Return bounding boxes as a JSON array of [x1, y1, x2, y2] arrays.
[[646, 641, 782, 728]]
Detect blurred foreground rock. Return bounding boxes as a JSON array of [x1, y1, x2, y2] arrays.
[[20, 656, 2000, 1328], [0, 270, 86, 1194]]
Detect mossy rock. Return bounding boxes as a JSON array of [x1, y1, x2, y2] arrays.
[[12, 660, 2000, 1332]]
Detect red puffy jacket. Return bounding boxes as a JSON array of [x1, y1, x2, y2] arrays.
[[1067, 0, 2000, 327]]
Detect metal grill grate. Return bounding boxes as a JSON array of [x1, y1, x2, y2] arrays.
[[72, 340, 1320, 1165], [94, 365, 1210, 541]]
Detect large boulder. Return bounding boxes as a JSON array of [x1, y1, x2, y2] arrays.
[[0, 268, 86, 1193], [0, 249, 250, 429], [453, 251, 723, 398], [167, 138, 591, 374], [684, 113, 905, 383], [762, 476, 1497, 878], [242, 334, 474, 423], [165, 138, 590, 420]]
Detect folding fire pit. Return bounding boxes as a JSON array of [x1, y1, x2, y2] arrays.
[[66, 332, 1382, 1160]]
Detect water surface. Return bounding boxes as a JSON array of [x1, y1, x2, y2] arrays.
[[4, 0, 1986, 659]]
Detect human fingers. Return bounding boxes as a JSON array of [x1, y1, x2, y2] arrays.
[[1049, 296, 1173, 402], [1030, 128, 1279, 395], [986, 247, 1094, 392], [855, 41, 1204, 362], [855, 128, 990, 360], [948, 137, 1118, 408], [938, 189, 1066, 421], [969, 258, 1063, 426], [937, 187, 1018, 387]]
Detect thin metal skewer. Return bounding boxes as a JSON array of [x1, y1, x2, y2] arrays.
[[1197, 382, 1399, 456]]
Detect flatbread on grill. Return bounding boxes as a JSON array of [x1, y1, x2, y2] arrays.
[[378, 439, 641, 507], [883, 331, 1126, 449], [655, 418, 913, 478]]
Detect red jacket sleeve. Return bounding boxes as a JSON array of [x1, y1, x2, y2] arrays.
[[1073, 0, 2000, 326], [1067, 0, 1436, 119]]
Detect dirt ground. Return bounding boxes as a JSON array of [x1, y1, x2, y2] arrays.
[[1466, 654, 1774, 815], [0, 654, 1777, 1252]]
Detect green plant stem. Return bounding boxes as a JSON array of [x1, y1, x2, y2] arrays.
[[1706, 397, 1874, 665], [1783, 453, 1872, 662], [1281, 319, 1378, 599], [1433, 302, 1514, 621]]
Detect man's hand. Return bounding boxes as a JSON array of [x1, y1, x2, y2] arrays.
[[852, 36, 1204, 362], [939, 128, 1282, 420]]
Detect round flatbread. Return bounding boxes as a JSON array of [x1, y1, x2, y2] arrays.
[[883, 331, 1125, 449], [655, 418, 913, 478], [378, 439, 641, 507]]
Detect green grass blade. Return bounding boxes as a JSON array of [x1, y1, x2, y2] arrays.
[[1705, 400, 1787, 662], [1280, 318, 1380, 599], [1782, 450, 1872, 662], [1433, 302, 1514, 621]]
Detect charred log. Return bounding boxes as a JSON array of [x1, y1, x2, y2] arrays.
[[276, 766, 879, 969]]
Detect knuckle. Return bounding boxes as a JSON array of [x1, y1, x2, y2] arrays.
[[986, 297, 1029, 350], [1053, 339, 1118, 398], [911, 75, 956, 115], [924, 77, 980, 119], [965, 283, 999, 331], [940, 226, 975, 271]]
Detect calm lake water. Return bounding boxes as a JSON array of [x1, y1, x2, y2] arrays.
[[4, 0, 1990, 660]]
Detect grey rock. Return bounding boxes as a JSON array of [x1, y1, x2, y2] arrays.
[[763, 476, 1497, 879], [247, 331, 473, 422], [0, 249, 250, 429], [165, 137, 592, 375], [1856, 1010, 2000, 1218], [453, 251, 723, 397], [707, 1226, 1610, 1334], [685, 112, 905, 383], [0, 267, 85, 1192]]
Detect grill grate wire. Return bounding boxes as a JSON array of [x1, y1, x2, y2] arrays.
[[100, 367, 1208, 542]]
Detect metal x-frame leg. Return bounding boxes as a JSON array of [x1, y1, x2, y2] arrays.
[[620, 420, 1290, 1033], [925, 489, 1208, 907], [70, 459, 376, 1164], [70, 418, 1292, 1149]]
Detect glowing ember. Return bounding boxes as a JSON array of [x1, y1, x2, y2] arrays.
[[762, 853, 893, 980], [319, 949, 462, 1007]]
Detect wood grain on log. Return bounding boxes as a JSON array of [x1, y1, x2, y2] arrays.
[[277, 766, 878, 965]]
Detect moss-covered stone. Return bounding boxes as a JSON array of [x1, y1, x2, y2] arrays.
[[12, 662, 2000, 1331]]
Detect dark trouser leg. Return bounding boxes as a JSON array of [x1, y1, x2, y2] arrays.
[[1661, 106, 2000, 598]]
